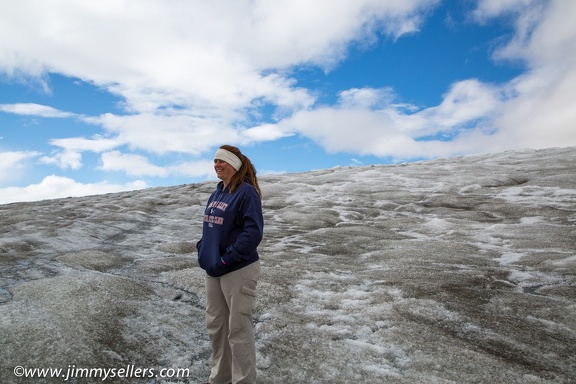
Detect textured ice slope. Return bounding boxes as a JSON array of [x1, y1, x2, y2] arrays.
[[1, 147, 575, 383]]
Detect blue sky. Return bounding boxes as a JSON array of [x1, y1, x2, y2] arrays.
[[1, 0, 575, 204]]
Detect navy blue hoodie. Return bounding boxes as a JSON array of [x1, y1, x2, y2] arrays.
[[196, 180, 263, 277]]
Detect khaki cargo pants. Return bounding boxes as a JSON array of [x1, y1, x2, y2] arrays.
[[205, 260, 260, 384]]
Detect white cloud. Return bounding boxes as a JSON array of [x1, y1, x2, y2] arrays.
[[100, 151, 169, 177], [475, 0, 576, 149], [338, 88, 395, 110], [283, 106, 412, 157], [491, 67, 576, 149], [49, 135, 121, 153], [0, 103, 76, 118], [39, 150, 82, 170], [0, 150, 40, 182], [91, 113, 241, 155], [0, 175, 147, 205], [241, 124, 292, 142], [168, 160, 217, 179], [472, 0, 541, 21], [414, 80, 501, 133], [100, 150, 215, 179], [243, 0, 439, 69], [37, 136, 122, 171], [264, 80, 503, 159]]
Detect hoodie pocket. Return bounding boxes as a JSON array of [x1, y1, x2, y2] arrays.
[[197, 241, 220, 272]]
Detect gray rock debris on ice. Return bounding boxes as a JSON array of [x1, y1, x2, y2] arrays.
[[1, 146, 575, 383]]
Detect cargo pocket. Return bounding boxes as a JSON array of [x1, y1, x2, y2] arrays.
[[238, 283, 257, 315]]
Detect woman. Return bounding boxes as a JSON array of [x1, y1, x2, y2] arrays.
[[196, 145, 263, 384]]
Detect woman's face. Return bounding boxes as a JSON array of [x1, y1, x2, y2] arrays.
[[214, 159, 237, 185]]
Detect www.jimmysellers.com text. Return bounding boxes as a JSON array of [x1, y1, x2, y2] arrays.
[[13, 364, 191, 381]]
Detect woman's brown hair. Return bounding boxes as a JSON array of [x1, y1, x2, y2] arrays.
[[220, 145, 262, 198]]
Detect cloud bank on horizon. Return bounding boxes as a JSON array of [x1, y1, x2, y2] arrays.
[[0, 0, 575, 204]]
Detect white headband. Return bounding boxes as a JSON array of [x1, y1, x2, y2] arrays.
[[214, 148, 242, 171]]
